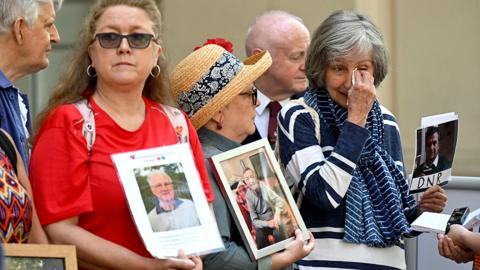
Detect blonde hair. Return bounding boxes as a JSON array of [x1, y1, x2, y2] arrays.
[[34, 0, 172, 136]]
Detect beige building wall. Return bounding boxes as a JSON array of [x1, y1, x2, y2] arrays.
[[19, 0, 480, 177], [393, 0, 480, 177], [162, 0, 480, 176]]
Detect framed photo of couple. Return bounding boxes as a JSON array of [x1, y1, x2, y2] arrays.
[[111, 143, 223, 258], [209, 139, 308, 260]]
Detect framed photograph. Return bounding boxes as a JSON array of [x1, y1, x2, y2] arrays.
[[209, 139, 308, 260], [111, 143, 224, 258], [3, 243, 77, 270], [410, 113, 458, 193]]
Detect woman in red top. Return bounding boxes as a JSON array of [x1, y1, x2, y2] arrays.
[[29, 1, 211, 269]]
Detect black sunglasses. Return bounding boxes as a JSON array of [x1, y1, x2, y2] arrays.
[[94, 32, 155, 49], [239, 86, 258, 105]]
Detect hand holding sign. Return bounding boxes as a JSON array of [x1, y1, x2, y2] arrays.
[[418, 185, 447, 214], [410, 112, 458, 193]]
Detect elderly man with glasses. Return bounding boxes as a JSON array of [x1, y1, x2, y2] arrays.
[[147, 170, 200, 232]]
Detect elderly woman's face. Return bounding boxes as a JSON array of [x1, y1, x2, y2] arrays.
[[21, 1, 60, 74], [220, 85, 259, 142], [324, 53, 374, 108], [89, 5, 161, 87]]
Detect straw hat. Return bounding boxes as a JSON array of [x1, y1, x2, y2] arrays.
[[171, 44, 272, 129]]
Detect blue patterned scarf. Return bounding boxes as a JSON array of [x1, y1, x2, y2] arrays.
[[304, 89, 416, 247]]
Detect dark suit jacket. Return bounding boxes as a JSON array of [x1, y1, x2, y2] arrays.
[[242, 127, 262, 145], [412, 155, 451, 178]]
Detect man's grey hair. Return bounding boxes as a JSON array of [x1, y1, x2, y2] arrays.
[[147, 170, 172, 186], [0, 0, 63, 34]]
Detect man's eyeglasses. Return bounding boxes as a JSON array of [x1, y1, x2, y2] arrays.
[[94, 32, 155, 49], [150, 182, 173, 189], [239, 86, 258, 105]]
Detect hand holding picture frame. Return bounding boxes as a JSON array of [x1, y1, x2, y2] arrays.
[[3, 243, 77, 270], [410, 112, 458, 193], [111, 143, 224, 258], [209, 139, 308, 260]]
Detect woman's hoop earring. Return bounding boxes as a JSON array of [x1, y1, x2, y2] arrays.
[[216, 122, 223, 130], [87, 65, 97, 78], [150, 65, 161, 78]]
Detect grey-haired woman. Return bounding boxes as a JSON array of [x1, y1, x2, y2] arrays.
[[277, 10, 447, 270], [173, 44, 315, 270]]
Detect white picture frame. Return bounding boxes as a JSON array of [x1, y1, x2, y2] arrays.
[[111, 143, 224, 258], [410, 115, 458, 193], [209, 139, 308, 260], [3, 244, 78, 270]]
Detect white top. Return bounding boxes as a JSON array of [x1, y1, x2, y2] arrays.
[[254, 89, 289, 138], [148, 198, 200, 232], [17, 92, 29, 138]]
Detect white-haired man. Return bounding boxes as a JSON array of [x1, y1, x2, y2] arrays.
[[0, 0, 62, 167], [243, 10, 310, 146], [147, 171, 200, 232]]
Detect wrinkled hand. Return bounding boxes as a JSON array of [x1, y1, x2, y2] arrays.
[[267, 219, 279, 229], [147, 257, 196, 270], [273, 215, 281, 229], [283, 229, 315, 262], [347, 70, 376, 127], [418, 185, 447, 213], [154, 249, 201, 270], [190, 256, 202, 270], [437, 233, 474, 263]]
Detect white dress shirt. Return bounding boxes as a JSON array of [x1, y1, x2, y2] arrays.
[[254, 89, 289, 138]]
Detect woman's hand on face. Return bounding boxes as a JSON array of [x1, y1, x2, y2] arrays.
[[418, 185, 447, 213], [346, 70, 376, 127], [437, 233, 474, 263]]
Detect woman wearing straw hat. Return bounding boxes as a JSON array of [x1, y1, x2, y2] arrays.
[[172, 44, 315, 270]]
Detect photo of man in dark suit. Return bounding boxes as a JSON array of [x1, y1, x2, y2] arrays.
[[413, 126, 451, 178]]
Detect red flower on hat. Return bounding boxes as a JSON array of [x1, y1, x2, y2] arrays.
[[194, 38, 234, 53]]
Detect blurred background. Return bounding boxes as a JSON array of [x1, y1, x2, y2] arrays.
[[19, 0, 480, 177]]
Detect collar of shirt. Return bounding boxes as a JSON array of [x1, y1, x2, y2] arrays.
[[197, 127, 240, 153], [155, 198, 184, 214], [0, 68, 29, 139], [254, 88, 290, 138], [0, 69, 13, 88], [432, 155, 439, 167]]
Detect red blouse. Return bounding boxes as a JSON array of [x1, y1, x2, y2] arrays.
[[30, 96, 213, 258]]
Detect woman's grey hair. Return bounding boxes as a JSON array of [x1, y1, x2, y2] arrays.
[[306, 10, 388, 89], [0, 0, 63, 34]]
